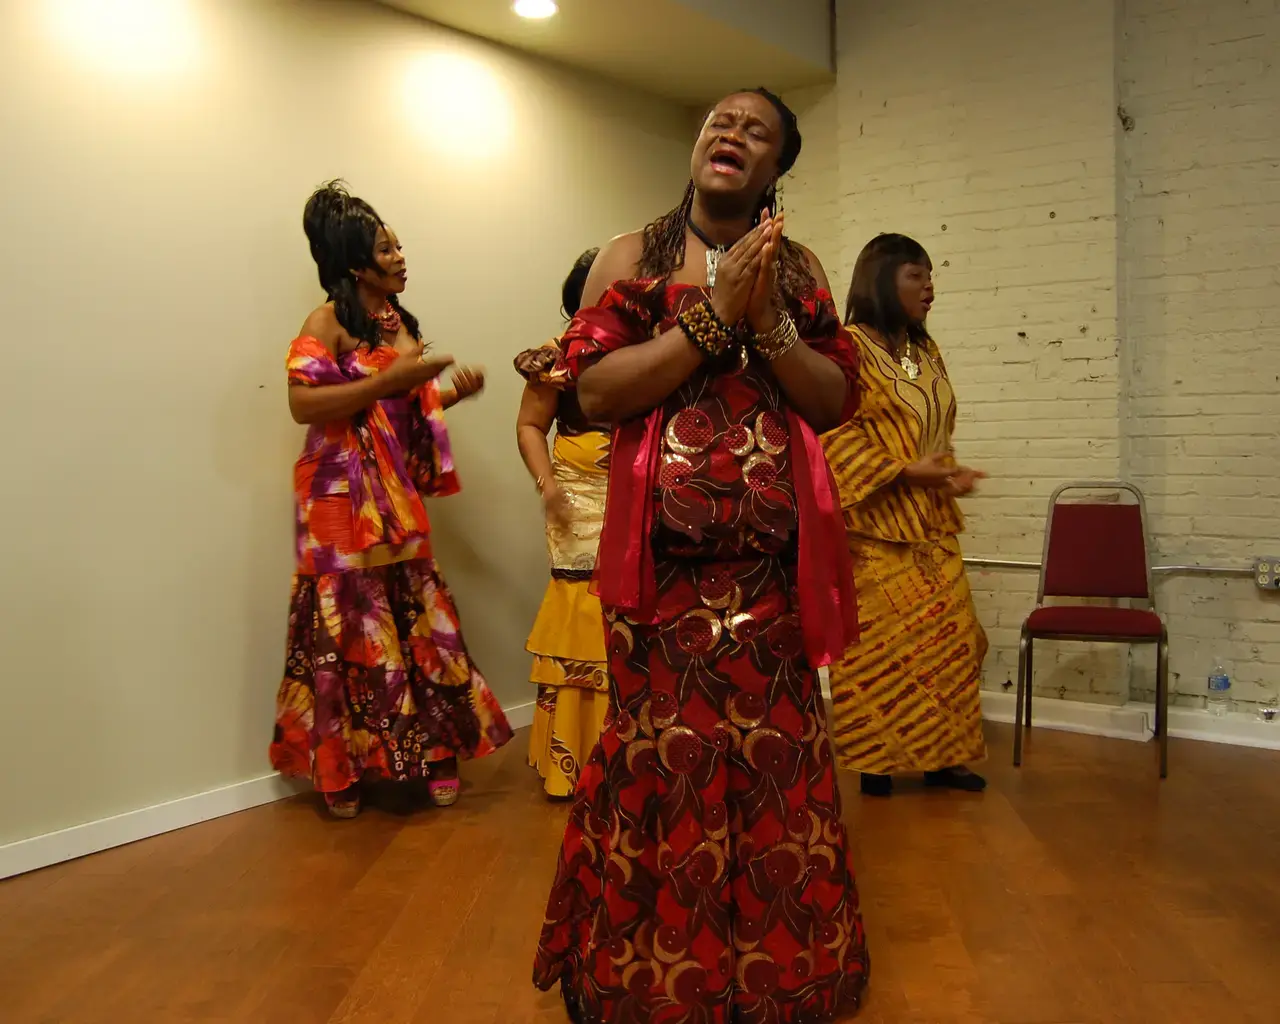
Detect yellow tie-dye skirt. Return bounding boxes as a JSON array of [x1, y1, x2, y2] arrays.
[[828, 532, 987, 774]]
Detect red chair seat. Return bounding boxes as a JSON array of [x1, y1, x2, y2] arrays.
[[1027, 605, 1163, 639]]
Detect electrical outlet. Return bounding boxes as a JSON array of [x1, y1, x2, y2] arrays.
[[1254, 557, 1280, 590]]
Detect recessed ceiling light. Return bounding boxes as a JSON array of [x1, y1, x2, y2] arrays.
[[513, 0, 558, 19]]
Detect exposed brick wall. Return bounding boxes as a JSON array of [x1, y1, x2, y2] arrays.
[[779, 84, 844, 289], [785, 0, 1280, 710], [1119, 0, 1280, 707]]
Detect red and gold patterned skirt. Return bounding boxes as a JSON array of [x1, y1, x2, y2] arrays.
[[532, 555, 869, 1023]]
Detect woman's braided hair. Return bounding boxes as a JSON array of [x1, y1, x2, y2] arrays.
[[637, 88, 813, 301], [302, 180, 421, 348]]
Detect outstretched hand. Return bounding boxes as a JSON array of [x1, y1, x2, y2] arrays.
[[946, 466, 987, 497], [382, 344, 455, 393]]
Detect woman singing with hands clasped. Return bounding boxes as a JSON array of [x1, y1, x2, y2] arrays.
[[270, 181, 512, 819], [533, 88, 868, 1024], [823, 232, 989, 798]]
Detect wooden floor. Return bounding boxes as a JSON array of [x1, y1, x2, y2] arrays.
[[2, 723, 1279, 1024]]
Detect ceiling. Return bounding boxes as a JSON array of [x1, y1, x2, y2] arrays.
[[376, 0, 834, 106]]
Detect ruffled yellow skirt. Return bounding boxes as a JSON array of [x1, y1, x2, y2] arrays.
[[526, 576, 611, 797]]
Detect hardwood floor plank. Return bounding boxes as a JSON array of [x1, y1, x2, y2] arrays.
[[1, 724, 1277, 1024]]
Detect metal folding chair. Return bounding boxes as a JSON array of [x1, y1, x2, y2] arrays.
[[1014, 481, 1169, 777]]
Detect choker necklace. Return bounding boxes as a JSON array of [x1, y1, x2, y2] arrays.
[[371, 302, 402, 335], [687, 218, 743, 289]]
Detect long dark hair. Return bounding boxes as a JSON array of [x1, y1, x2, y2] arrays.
[[844, 233, 933, 355], [638, 88, 812, 301], [302, 180, 420, 347], [561, 247, 599, 318]]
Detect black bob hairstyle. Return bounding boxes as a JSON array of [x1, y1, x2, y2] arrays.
[[844, 232, 933, 356]]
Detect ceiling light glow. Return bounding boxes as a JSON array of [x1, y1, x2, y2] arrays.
[[513, 0, 558, 19]]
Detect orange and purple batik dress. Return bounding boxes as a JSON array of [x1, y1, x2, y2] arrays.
[[532, 280, 870, 1023], [269, 337, 512, 794]]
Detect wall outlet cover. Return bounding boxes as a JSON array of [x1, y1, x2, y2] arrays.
[[1254, 557, 1280, 590]]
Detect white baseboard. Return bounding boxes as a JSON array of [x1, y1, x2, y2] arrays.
[[827, 675, 1280, 752], [0, 773, 305, 881], [503, 698, 536, 731], [1165, 705, 1280, 750], [978, 690, 1280, 751], [6, 694, 1274, 880], [0, 697, 540, 881], [979, 690, 1151, 742]]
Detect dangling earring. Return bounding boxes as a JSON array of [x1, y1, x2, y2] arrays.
[[774, 178, 784, 215]]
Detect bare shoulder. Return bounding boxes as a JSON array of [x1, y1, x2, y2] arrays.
[[598, 230, 644, 270], [580, 231, 645, 308], [790, 241, 833, 294], [299, 303, 345, 354]]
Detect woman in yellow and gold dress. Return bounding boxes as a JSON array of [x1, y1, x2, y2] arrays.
[[514, 249, 612, 797], [823, 233, 989, 797]]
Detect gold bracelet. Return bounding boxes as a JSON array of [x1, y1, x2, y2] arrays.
[[676, 299, 734, 359], [753, 313, 800, 360]]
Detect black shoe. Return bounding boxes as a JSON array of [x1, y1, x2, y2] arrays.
[[859, 772, 893, 797], [923, 767, 987, 792]]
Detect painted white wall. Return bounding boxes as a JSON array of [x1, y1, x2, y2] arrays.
[[0, 0, 692, 847]]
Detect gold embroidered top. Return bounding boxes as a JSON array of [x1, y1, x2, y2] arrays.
[[821, 325, 965, 543]]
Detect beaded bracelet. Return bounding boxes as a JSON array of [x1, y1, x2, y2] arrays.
[[677, 299, 735, 359], [753, 313, 800, 360]]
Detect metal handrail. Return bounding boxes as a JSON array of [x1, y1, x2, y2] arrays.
[[965, 557, 1254, 577]]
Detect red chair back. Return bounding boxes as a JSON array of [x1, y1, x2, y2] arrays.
[[1041, 488, 1151, 600]]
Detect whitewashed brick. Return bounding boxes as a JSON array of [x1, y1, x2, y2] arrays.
[[785, 0, 1280, 712]]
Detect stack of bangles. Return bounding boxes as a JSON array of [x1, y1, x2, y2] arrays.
[[676, 299, 799, 362], [753, 312, 799, 360]]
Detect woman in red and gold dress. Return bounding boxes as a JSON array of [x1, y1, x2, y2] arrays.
[[532, 89, 869, 1023]]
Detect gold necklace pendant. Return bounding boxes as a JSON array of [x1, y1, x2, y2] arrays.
[[901, 347, 920, 380]]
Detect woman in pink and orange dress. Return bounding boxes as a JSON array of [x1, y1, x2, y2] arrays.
[[270, 181, 512, 818]]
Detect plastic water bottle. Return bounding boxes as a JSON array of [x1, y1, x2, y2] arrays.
[[1206, 661, 1232, 717]]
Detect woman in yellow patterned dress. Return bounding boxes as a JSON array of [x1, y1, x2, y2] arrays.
[[822, 233, 989, 797], [514, 249, 612, 797]]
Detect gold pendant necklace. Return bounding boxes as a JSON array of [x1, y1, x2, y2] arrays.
[[901, 343, 921, 380]]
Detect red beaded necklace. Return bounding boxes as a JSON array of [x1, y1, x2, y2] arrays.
[[372, 302, 402, 335]]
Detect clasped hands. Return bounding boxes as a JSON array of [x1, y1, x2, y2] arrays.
[[708, 210, 788, 341], [903, 452, 986, 497]]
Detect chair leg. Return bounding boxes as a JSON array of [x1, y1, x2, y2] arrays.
[[1024, 636, 1035, 729], [1157, 630, 1169, 779], [1014, 627, 1029, 767]]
